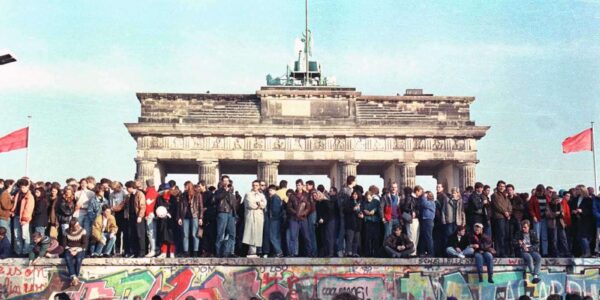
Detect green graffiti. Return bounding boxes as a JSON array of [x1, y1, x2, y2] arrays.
[[100, 270, 156, 298], [398, 272, 436, 299]]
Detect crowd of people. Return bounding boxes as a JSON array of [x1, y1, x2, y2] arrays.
[[0, 175, 599, 286]]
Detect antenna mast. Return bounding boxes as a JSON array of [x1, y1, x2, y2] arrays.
[[305, 0, 309, 86]]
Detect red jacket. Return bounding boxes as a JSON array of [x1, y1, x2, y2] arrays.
[[528, 194, 550, 221], [562, 199, 571, 226], [145, 186, 158, 218]]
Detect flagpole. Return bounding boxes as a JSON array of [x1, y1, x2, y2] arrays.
[[593, 121, 598, 191], [25, 115, 31, 177]]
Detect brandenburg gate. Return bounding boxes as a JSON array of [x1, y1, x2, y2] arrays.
[[125, 26, 488, 190], [126, 85, 488, 191]]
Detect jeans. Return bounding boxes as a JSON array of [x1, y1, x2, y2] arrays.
[[307, 212, 318, 257], [78, 213, 91, 240], [335, 216, 345, 256], [94, 233, 116, 255], [419, 219, 434, 257], [216, 212, 236, 257], [577, 231, 592, 257], [446, 246, 474, 257], [146, 216, 156, 254], [406, 219, 420, 256], [555, 224, 571, 257], [345, 229, 360, 255], [65, 250, 85, 278], [12, 216, 30, 255], [533, 219, 549, 256], [0, 219, 10, 244], [474, 251, 494, 278], [522, 251, 541, 275], [384, 218, 401, 239], [384, 245, 413, 258], [269, 219, 283, 255], [493, 218, 509, 257], [288, 219, 312, 257], [182, 218, 199, 252]]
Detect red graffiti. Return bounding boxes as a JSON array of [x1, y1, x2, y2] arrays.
[[163, 269, 195, 300]]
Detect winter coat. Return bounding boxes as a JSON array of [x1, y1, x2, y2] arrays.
[[156, 193, 177, 244], [242, 191, 266, 247], [287, 192, 311, 221], [14, 191, 35, 223], [441, 197, 465, 225], [91, 214, 118, 244], [384, 232, 414, 251], [31, 197, 49, 228], [56, 200, 75, 225], [124, 191, 146, 220], [491, 191, 512, 220], [0, 190, 14, 221], [446, 233, 470, 250], [512, 230, 540, 256]]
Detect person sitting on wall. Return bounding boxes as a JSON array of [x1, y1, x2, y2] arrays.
[[0, 226, 11, 259], [445, 224, 473, 258], [468, 222, 495, 283], [383, 225, 414, 258], [513, 219, 542, 284], [63, 217, 88, 286], [29, 232, 64, 263], [91, 205, 118, 257]]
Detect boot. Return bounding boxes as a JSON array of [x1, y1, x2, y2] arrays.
[[157, 252, 167, 258], [145, 251, 156, 258], [487, 274, 494, 284]]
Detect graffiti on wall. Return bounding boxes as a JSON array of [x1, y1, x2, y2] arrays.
[[2, 262, 600, 300]]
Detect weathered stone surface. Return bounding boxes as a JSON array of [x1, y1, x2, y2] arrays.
[[127, 85, 489, 190]]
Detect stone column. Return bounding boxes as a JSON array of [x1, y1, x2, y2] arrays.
[[257, 160, 279, 186], [197, 160, 219, 188], [458, 161, 477, 191], [398, 161, 418, 191], [339, 160, 359, 188], [135, 158, 157, 188]]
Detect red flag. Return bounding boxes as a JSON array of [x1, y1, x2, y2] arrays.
[[0, 127, 29, 154], [562, 128, 593, 154]]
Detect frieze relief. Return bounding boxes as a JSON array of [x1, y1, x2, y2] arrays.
[[138, 136, 473, 152]]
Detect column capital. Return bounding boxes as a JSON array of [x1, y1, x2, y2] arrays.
[[196, 159, 218, 166], [398, 161, 419, 167], [457, 160, 478, 167], [257, 160, 280, 166], [339, 159, 359, 166]]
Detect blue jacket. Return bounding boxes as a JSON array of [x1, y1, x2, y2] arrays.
[[592, 196, 600, 227], [268, 194, 285, 220], [420, 197, 436, 220], [0, 236, 10, 259]]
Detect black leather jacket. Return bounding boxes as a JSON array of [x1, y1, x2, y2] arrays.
[[215, 188, 237, 215]]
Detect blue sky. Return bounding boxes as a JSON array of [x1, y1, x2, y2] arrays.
[[0, 1, 599, 192]]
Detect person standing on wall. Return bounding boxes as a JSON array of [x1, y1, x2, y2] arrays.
[[491, 180, 512, 257], [214, 175, 238, 258], [124, 181, 146, 258]]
